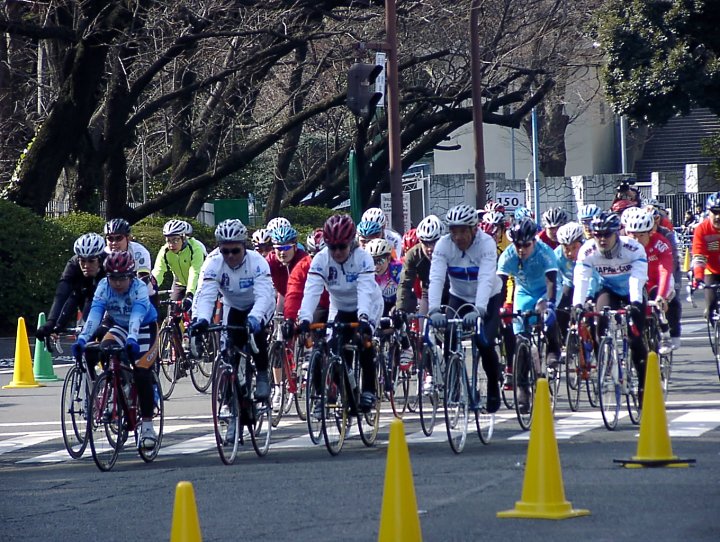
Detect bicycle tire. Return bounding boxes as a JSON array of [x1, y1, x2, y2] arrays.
[[497, 341, 514, 410], [386, 341, 405, 418], [708, 315, 718, 356], [660, 351, 672, 399], [269, 343, 287, 428], [139, 372, 165, 463], [513, 340, 534, 431], [305, 350, 324, 444], [358, 360, 381, 447], [321, 361, 348, 456], [405, 335, 421, 413], [541, 340, 561, 413], [88, 374, 122, 471], [473, 354, 494, 444], [157, 327, 180, 400], [626, 354, 641, 425], [189, 331, 218, 393], [294, 344, 308, 421], [597, 337, 619, 430], [60, 365, 90, 459], [250, 379, 272, 457], [564, 331, 581, 412], [377, 345, 397, 418], [444, 354, 469, 454], [211, 362, 241, 465], [418, 346, 439, 436], [714, 318, 720, 382]]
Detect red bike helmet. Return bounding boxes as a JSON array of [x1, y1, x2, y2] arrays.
[[479, 221, 497, 236], [104, 250, 135, 276], [323, 214, 356, 246], [610, 198, 638, 215], [402, 228, 419, 253]]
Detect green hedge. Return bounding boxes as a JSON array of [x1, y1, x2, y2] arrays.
[[0, 201, 74, 335], [50, 212, 106, 238]]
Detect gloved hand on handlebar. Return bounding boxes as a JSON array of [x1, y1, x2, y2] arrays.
[[182, 293, 194, 312], [282, 318, 295, 339], [358, 314, 373, 336], [247, 316, 262, 334], [462, 309, 480, 331], [298, 320, 311, 335], [71, 337, 87, 358], [35, 321, 57, 341], [429, 308, 447, 329], [188, 318, 209, 336], [126, 337, 140, 361]]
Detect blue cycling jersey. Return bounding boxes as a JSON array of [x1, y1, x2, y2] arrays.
[[554, 244, 603, 300], [498, 240, 558, 299]]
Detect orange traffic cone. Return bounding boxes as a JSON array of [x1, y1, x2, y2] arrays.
[[170, 481, 202, 542], [614, 352, 695, 468], [378, 419, 422, 542], [3, 317, 43, 389], [497, 378, 589, 519]]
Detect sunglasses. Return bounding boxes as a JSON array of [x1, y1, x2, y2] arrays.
[[106, 235, 126, 242], [373, 256, 388, 265], [593, 231, 614, 238], [327, 243, 348, 251], [220, 247, 243, 255], [513, 241, 533, 249], [274, 244, 295, 252], [78, 257, 99, 265], [710, 208, 720, 215]]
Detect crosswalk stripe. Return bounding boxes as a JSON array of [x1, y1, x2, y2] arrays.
[[668, 409, 720, 437], [0, 432, 62, 455], [509, 410, 630, 440]]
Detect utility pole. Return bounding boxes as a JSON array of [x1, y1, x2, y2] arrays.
[[470, 0, 487, 208], [386, 0, 404, 234]]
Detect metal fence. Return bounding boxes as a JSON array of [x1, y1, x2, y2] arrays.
[[45, 200, 216, 226], [657, 192, 712, 227]]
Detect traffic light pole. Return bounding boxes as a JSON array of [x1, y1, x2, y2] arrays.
[[386, 0, 404, 234], [470, 0, 487, 208]]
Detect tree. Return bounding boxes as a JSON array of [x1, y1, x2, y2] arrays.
[[595, 0, 720, 126]]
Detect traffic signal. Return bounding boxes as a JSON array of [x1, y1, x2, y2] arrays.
[[347, 62, 383, 118]]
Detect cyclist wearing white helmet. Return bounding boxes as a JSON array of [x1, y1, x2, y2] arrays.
[[361, 206, 403, 256], [427, 204, 504, 413], [190, 219, 275, 401], [152, 219, 207, 312], [36, 233, 108, 341], [539, 207, 569, 250], [252, 228, 273, 257]]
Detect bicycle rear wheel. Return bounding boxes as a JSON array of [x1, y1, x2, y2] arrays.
[[88, 374, 123, 471], [139, 372, 165, 462], [61, 365, 90, 459], [473, 357, 494, 444], [269, 344, 287, 428], [305, 350, 324, 444], [190, 331, 218, 393], [321, 361, 348, 456], [211, 363, 240, 465], [707, 314, 718, 356], [597, 337, 620, 430], [294, 346, 308, 421], [513, 341, 534, 431], [158, 327, 180, 400], [405, 336, 420, 413], [660, 351, 672, 399], [564, 332, 581, 412], [626, 354, 641, 425], [358, 362, 381, 447], [444, 354, 469, 454], [418, 346, 439, 436]]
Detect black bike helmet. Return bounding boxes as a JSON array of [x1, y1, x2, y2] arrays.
[[508, 218, 537, 244]]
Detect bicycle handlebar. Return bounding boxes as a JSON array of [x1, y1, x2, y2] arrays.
[[206, 323, 259, 354]]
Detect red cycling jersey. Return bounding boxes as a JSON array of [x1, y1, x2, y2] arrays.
[[645, 231, 674, 298], [283, 254, 330, 321], [537, 229, 559, 250], [692, 218, 720, 278], [266, 248, 307, 298]]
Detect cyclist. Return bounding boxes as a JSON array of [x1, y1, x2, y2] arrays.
[[71, 251, 160, 449], [297, 214, 383, 413], [497, 218, 561, 413], [538, 207, 569, 250], [573, 211, 649, 406], [182, 221, 207, 256], [427, 204, 503, 413], [366, 239, 402, 316], [623, 208, 674, 354], [152, 219, 206, 311], [252, 229, 273, 257], [36, 233, 107, 350], [284, 229, 330, 330], [361, 207, 403, 256], [266, 224, 308, 410], [578, 204, 602, 239], [692, 192, 720, 321], [103, 219, 153, 277], [402, 228, 419, 255]]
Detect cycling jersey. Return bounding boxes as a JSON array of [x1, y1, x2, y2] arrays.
[[375, 260, 402, 314], [79, 278, 157, 342], [428, 230, 502, 313], [283, 254, 330, 321], [573, 236, 648, 305], [497, 240, 558, 300], [691, 217, 720, 277], [105, 241, 152, 275], [46, 255, 107, 330], [266, 247, 308, 298], [537, 229, 559, 250], [152, 237, 206, 294], [554, 243, 602, 300], [645, 232, 675, 298], [194, 249, 275, 325], [396, 244, 448, 312], [299, 245, 381, 324], [385, 228, 403, 256]]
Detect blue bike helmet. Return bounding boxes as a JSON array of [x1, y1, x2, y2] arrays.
[[357, 220, 383, 237]]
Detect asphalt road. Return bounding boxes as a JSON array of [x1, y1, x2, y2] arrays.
[[1, 300, 719, 542]]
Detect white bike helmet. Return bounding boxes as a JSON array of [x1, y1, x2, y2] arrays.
[[556, 222, 585, 245], [252, 228, 272, 246], [74, 233, 106, 258], [416, 215, 444, 242], [266, 217, 292, 234], [215, 219, 248, 242], [624, 208, 654, 233], [483, 211, 506, 227], [163, 219, 187, 237], [446, 204, 478, 227], [361, 207, 387, 226], [366, 238, 393, 258]]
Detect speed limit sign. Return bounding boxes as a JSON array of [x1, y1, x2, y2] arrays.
[[495, 191, 525, 211]]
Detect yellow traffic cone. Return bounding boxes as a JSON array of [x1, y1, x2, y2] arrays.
[[682, 248, 691, 273], [614, 352, 695, 468], [378, 419, 422, 542], [3, 317, 43, 389], [170, 481, 203, 542], [497, 378, 589, 519]]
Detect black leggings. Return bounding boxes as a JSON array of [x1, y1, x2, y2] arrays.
[[226, 307, 269, 372]]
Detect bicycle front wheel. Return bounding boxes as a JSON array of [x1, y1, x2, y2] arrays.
[[157, 327, 180, 400], [321, 361, 348, 456], [294, 346, 308, 421], [626, 354, 641, 425], [358, 362, 381, 447], [88, 374, 123, 472], [714, 318, 720, 382], [660, 351, 672, 400], [513, 340, 534, 431], [138, 372, 164, 463], [190, 331, 218, 393], [444, 354, 469, 454], [597, 337, 620, 431], [211, 363, 240, 465], [269, 343, 287, 428], [473, 357, 494, 444], [564, 332, 581, 412], [61, 366, 90, 459], [418, 346, 438, 436], [250, 393, 272, 457], [305, 350, 324, 444]]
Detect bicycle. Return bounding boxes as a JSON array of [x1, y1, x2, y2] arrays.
[[374, 313, 418, 418], [207, 324, 272, 464], [417, 317, 445, 437], [596, 306, 641, 430], [496, 314, 514, 410], [693, 282, 720, 382], [87, 343, 164, 471], [157, 299, 219, 399], [268, 315, 300, 426], [645, 300, 673, 399], [563, 308, 599, 412]]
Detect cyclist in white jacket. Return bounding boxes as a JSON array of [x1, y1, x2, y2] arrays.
[[427, 204, 504, 413]]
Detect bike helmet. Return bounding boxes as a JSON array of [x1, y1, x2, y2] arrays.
[[416, 215, 444, 242], [542, 207, 568, 228], [446, 204, 478, 227], [162, 219, 187, 237], [591, 211, 621, 234], [483, 211, 506, 227], [366, 238, 393, 258], [270, 224, 298, 244], [104, 250, 135, 276], [306, 229, 325, 254], [578, 204, 602, 222], [484, 201, 506, 214], [361, 207, 387, 226], [624, 208, 654, 233], [266, 217, 292, 233], [252, 228, 271, 247], [620, 206, 641, 226], [707, 192, 720, 211], [514, 206, 533, 222], [104, 218, 131, 236], [402, 228, 419, 253], [183, 222, 194, 236], [479, 221, 497, 236], [323, 214, 356, 246], [556, 222, 585, 245], [357, 219, 384, 238], [508, 218, 537, 244], [611, 198, 638, 214], [215, 219, 248, 242], [73, 233, 106, 258]]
